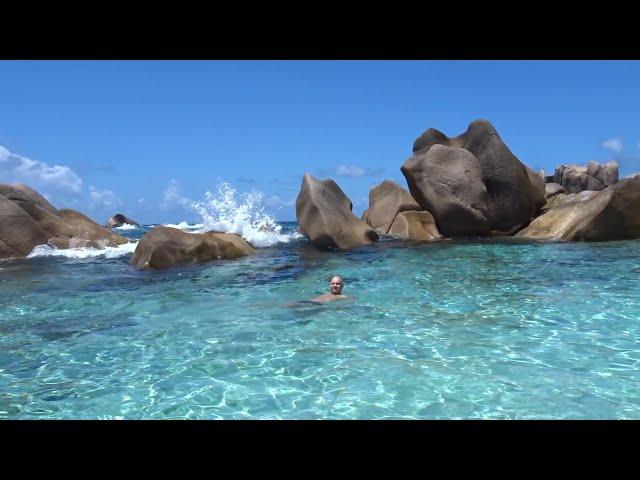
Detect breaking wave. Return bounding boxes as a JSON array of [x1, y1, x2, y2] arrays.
[[113, 223, 138, 230], [161, 221, 204, 231], [27, 241, 138, 259], [188, 183, 302, 248]]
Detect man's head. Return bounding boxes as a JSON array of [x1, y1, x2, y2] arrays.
[[329, 275, 344, 295]]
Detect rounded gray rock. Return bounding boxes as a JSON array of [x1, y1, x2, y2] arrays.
[[404, 120, 545, 235], [401, 144, 490, 237]]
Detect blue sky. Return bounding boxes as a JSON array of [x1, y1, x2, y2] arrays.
[[1, 60, 639, 223]]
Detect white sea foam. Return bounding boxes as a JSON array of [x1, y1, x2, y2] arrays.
[[114, 223, 138, 230], [27, 241, 138, 259], [161, 221, 204, 231], [189, 183, 302, 248]]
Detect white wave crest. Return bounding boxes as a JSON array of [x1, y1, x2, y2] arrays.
[[189, 183, 302, 248], [161, 221, 204, 231], [114, 223, 138, 230], [27, 241, 138, 259]]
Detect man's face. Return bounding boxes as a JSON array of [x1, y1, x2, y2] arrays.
[[330, 277, 344, 295]]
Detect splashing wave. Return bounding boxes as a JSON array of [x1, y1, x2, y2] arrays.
[[161, 221, 204, 231], [188, 183, 301, 248], [113, 223, 139, 230]]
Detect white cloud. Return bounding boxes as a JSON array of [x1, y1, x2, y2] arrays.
[[264, 195, 294, 208], [0, 145, 83, 193], [162, 179, 191, 208], [602, 138, 623, 154], [336, 164, 365, 177], [89, 186, 122, 208], [355, 195, 368, 206]]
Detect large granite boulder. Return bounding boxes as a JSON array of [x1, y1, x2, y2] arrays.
[[553, 161, 618, 193], [0, 183, 58, 215], [131, 226, 254, 270], [48, 209, 129, 249], [388, 210, 442, 241], [0, 183, 128, 259], [545, 183, 565, 199], [402, 119, 546, 236], [296, 174, 379, 250], [0, 194, 49, 259], [527, 166, 547, 202], [516, 177, 640, 241], [361, 180, 421, 233], [542, 190, 598, 212], [106, 213, 139, 229], [401, 144, 490, 236]]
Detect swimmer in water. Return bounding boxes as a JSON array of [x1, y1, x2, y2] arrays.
[[311, 275, 348, 303]]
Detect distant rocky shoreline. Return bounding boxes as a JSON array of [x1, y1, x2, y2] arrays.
[[106, 213, 139, 229]]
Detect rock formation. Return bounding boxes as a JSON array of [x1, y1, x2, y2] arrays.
[[544, 183, 565, 200], [401, 144, 490, 236], [106, 213, 140, 228], [131, 226, 254, 270], [0, 194, 49, 259], [388, 210, 442, 241], [0, 183, 128, 260], [361, 180, 421, 233], [402, 119, 545, 237], [516, 177, 640, 241], [553, 161, 618, 193], [296, 174, 379, 250], [542, 190, 599, 213]]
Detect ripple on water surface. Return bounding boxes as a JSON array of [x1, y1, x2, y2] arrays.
[[2, 236, 640, 418]]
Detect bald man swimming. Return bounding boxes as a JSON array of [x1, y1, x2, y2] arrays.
[[311, 275, 349, 303]]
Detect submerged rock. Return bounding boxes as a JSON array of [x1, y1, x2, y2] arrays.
[[106, 213, 140, 229], [388, 210, 442, 241], [131, 226, 254, 270], [295, 174, 378, 250], [361, 180, 421, 234], [403, 119, 545, 237], [553, 161, 618, 193], [516, 177, 640, 241], [0, 183, 128, 259]]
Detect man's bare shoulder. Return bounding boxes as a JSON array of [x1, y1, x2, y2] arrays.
[[311, 293, 349, 303]]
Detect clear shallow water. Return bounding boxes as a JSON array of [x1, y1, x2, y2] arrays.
[[1, 222, 640, 419]]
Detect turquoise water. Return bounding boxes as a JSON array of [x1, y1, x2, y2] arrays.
[[1, 222, 640, 419]]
